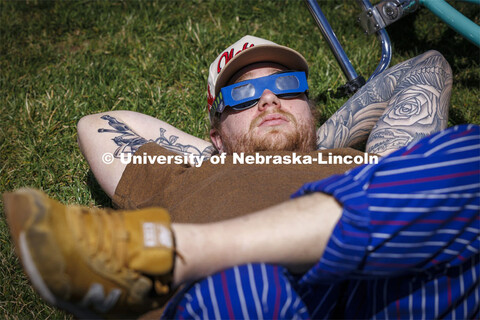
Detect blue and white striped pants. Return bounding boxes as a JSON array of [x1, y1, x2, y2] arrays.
[[163, 124, 480, 319]]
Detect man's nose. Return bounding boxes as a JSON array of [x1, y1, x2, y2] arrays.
[[257, 89, 281, 111]]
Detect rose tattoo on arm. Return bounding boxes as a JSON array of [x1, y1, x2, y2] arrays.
[[367, 53, 452, 155], [316, 50, 452, 155]]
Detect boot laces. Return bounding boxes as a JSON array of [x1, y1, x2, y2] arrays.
[[72, 207, 172, 295], [74, 207, 129, 274]]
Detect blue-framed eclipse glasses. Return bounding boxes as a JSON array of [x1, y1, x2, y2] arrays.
[[211, 71, 309, 117]]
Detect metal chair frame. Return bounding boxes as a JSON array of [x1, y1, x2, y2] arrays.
[[304, 0, 480, 96]]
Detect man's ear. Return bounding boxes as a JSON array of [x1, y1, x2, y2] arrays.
[[210, 128, 225, 154]]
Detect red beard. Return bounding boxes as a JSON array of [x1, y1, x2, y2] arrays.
[[220, 109, 317, 154]]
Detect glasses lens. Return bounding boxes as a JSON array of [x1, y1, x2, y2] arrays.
[[231, 99, 259, 111], [275, 75, 300, 91], [278, 92, 302, 99], [231, 83, 255, 101]]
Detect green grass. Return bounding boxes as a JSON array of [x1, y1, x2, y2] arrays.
[[0, 0, 479, 318]]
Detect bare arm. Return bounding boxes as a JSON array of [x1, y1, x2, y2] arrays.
[[172, 192, 342, 286], [77, 110, 214, 198]]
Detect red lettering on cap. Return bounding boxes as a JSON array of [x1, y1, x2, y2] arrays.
[[207, 84, 214, 110], [217, 49, 234, 74], [216, 42, 255, 74], [242, 42, 254, 51]]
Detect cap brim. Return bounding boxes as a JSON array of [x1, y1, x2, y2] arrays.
[[215, 44, 309, 97]]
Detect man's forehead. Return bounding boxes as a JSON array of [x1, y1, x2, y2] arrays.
[[229, 62, 288, 85]]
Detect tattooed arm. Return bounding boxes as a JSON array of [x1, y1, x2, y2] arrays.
[[366, 51, 452, 155], [77, 110, 214, 198], [316, 50, 452, 156]]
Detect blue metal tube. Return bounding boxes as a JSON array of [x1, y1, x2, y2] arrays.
[[420, 0, 480, 47], [356, 0, 393, 80], [304, 0, 359, 82], [370, 29, 392, 81]]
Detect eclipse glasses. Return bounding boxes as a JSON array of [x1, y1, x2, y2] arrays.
[[211, 71, 308, 118]]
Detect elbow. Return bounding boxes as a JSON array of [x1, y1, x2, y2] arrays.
[[77, 113, 105, 154], [423, 50, 453, 79], [77, 115, 93, 150]]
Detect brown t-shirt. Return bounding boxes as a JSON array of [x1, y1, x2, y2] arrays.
[[113, 143, 367, 223]]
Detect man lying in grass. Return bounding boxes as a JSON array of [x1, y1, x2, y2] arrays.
[[6, 36, 478, 319], [77, 35, 453, 200]]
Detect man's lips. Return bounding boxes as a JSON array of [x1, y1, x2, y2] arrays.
[[258, 113, 289, 127]]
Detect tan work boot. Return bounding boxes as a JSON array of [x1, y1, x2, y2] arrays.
[[3, 188, 175, 319]]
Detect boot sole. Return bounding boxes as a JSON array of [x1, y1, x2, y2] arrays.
[[5, 189, 102, 320]]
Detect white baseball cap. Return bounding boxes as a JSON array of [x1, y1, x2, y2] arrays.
[[207, 35, 309, 119]]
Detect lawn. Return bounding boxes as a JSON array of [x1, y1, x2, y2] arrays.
[[0, 0, 478, 318]]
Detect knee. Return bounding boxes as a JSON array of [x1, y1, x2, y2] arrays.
[[167, 264, 310, 319]]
